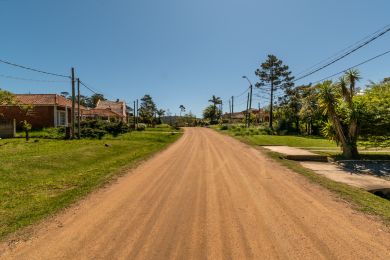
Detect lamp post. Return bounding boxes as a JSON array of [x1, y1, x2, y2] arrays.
[[242, 76, 253, 127]]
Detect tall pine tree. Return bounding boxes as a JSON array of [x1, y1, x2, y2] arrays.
[[255, 54, 294, 129]]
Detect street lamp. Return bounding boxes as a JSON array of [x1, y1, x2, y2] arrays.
[[242, 76, 253, 127]]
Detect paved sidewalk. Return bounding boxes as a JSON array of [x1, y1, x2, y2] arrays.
[[263, 145, 390, 191], [262, 145, 327, 161], [301, 162, 390, 191]]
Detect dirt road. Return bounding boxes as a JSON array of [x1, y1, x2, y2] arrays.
[[2, 128, 390, 259]]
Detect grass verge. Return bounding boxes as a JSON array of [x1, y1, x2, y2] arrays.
[[0, 131, 182, 239], [214, 128, 390, 225]]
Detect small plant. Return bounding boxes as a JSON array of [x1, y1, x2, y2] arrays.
[[21, 120, 32, 141]]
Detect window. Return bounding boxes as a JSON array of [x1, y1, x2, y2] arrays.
[[58, 111, 66, 126]]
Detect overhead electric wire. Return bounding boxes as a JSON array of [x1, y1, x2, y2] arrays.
[[0, 58, 70, 78], [295, 24, 390, 77], [310, 49, 390, 84], [233, 86, 250, 98], [293, 24, 390, 83], [0, 73, 69, 83], [79, 80, 100, 94]]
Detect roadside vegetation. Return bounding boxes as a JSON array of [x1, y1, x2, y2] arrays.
[[203, 54, 390, 159], [0, 128, 181, 239], [213, 125, 390, 224], [215, 124, 336, 147], [266, 150, 390, 224], [1, 91, 183, 239]]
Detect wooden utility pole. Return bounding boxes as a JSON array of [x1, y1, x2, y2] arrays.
[[136, 99, 139, 127], [270, 67, 274, 129], [231, 96, 234, 115], [246, 92, 250, 128], [71, 68, 75, 139], [133, 100, 136, 129], [77, 78, 81, 139], [228, 99, 232, 122], [248, 84, 253, 127], [220, 100, 223, 119]]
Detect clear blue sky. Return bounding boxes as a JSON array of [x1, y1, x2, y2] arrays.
[[1, 0, 389, 116]]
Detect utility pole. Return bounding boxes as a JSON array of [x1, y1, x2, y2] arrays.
[[136, 99, 139, 127], [133, 100, 136, 129], [249, 84, 253, 111], [242, 76, 253, 127], [258, 102, 261, 124], [71, 68, 75, 139], [220, 100, 223, 120], [228, 99, 232, 122], [77, 78, 81, 139], [231, 96, 234, 115], [270, 67, 274, 129], [246, 92, 250, 128]]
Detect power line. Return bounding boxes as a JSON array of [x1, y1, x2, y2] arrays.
[[0, 73, 69, 83], [233, 86, 250, 98], [295, 24, 390, 77], [311, 49, 390, 84], [0, 58, 70, 78], [293, 24, 390, 83], [79, 80, 100, 94]]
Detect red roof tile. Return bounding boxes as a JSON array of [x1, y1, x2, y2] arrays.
[[11, 94, 85, 109], [81, 108, 124, 118]]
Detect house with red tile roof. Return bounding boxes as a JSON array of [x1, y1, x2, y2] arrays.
[[0, 94, 85, 129], [81, 108, 124, 122], [95, 99, 127, 122]]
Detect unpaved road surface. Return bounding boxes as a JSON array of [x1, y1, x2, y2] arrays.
[[1, 128, 390, 259]]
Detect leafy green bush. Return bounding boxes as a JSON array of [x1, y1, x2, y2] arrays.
[[105, 121, 129, 137], [136, 123, 146, 131], [81, 128, 106, 139], [219, 124, 229, 130], [80, 120, 130, 139]]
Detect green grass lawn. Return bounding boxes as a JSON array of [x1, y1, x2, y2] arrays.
[[0, 131, 181, 239], [218, 127, 337, 148], [243, 135, 337, 147]]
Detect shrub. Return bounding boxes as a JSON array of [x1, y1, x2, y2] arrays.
[[105, 121, 129, 137], [136, 123, 146, 131], [220, 124, 229, 130], [81, 127, 106, 139], [80, 119, 130, 139]]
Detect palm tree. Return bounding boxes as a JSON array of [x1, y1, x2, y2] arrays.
[[318, 72, 361, 159], [179, 105, 186, 116], [345, 69, 361, 102], [208, 95, 222, 123]]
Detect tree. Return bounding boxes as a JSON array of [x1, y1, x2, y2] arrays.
[[90, 93, 106, 108], [317, 70, 362, 159], [255, 54, 294, 129], [21, 120, 32, 141], [0, 89, 15, 105], [298, 85, 322, 135], [76, 95, 91, 107], [179, 105, 186, 116], [60, 91, 69, 98], [208, 95, 222, 123], [357, 79, 390, 146], [139, 94, 157, 126], [156, 109, 165, 124], [203, 104, 221, 123]]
